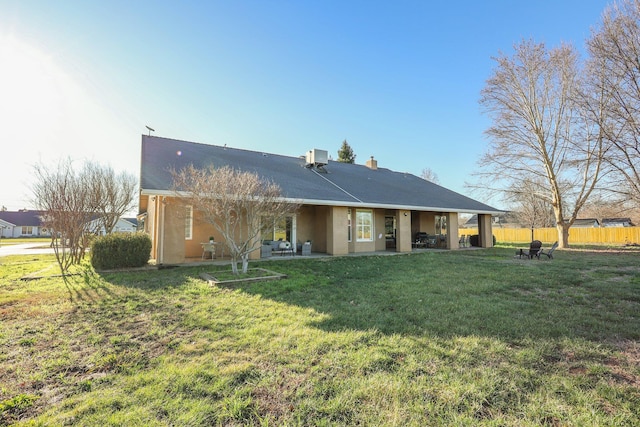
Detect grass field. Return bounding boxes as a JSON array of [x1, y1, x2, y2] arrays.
[[1, 247, 639, 426], [0, 238, 50, 246]]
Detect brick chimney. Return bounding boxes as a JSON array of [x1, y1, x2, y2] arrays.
[[366, 156, 377, 170]]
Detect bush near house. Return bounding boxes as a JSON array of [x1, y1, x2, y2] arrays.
[[90, 232, 151, 270], [470, 234, 497, 246]]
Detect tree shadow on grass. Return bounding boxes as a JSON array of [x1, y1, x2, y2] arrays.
[[234, 250, 640, 343]]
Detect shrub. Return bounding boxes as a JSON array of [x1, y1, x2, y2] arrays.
[[91, 233, 151, 270], [469, 234, 497, 247]]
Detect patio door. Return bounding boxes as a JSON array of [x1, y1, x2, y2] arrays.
[[385, 216, 396, 249], [267, 216, 297, 246]]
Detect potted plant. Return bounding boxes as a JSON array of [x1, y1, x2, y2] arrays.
[[209, 236, 214, 243]]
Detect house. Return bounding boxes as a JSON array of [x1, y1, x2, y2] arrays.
[[138, 135, 501, 264], [90, 217, 138, 235], [0, 210, 49, 238], [602, 217, 635, 227], [571, 218, 600, 228]]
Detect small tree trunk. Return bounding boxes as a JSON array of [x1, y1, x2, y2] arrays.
[[241, 255, 249, 274], [230, 256, 239, 275]]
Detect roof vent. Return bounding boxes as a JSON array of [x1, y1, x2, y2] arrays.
[[306, 149, 328, 167]]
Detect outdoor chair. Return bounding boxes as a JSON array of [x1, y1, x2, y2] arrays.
[[201, 242, 216, 259], [278, 241, 294, 256], [459, 234, 467, 247], [414, 232, 429, 248], [516, 240, 543, 259], [540, 241, 558, 259]]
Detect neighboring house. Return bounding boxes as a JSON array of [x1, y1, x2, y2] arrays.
[[138, 135, 501, 264], [0, 210, 49, 238], [602, 218, 635, 227], [90, 217, 138, 235], [571, 218, 600, 228]]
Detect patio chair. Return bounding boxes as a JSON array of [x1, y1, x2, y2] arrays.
[[201, 242, 216, 259], [527, 240, 543, 259], [540, 241, 558, 259], [414, 232, 429, 248], [516, 240, 542, 259], [278, 241, 294, 256], [459, 234, 467, 247]]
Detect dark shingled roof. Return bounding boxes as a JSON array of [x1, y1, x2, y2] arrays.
[[0, 210, 44, 227], [140, 135, 499, 214]]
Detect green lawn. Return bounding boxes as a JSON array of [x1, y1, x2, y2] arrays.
[[0, 237, 50, 246], [1, 248, 639, 426]]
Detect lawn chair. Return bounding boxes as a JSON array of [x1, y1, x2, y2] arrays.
[[540, 241, 558, 259], [516, 240, 543, 259]]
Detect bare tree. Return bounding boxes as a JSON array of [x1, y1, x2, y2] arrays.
[[85, 162, 137, 234], [505, 179, 555, 240], [587, 0, 640, 206], [171, 164, 300, 274], [32, 159, 102, 274], [478, 40, 608, 248], [420, 168, 440, 184], [580, 192, 636, 223]]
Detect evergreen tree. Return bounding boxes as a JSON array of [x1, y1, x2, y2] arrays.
[[337, 140, 356, 163]]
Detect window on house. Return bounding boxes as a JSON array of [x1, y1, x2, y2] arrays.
[[435, 214, 447, 235], [21, 226, 33, 235], [185, 206, 193, 240], [347, 208, 352, 242], [356, 209, 373, 242], [264, 217, 293, 242]]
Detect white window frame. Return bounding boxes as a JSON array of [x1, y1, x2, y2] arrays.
[[355, 209, 373, 242], [185, 205, 193, 240]]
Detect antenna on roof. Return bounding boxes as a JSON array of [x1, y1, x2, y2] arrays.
[[145, 125, 155, 136]]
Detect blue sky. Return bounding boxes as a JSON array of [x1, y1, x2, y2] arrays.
[[0, 0, 610, 212]]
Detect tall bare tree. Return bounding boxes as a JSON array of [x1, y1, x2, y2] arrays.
[[32, 159, 135, 274], [587, 0, 640, 206], [32, 159, 101, 274], [478, 40, 608, 248], [171, 164, 299, 274], [85, 162, 137, 234], [420, 168, 440, 184]]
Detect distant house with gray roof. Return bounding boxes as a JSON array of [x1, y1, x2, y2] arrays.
[[602, 218, 634, 227], [138, 135, 500, 264], [0, 210, 50, 238]]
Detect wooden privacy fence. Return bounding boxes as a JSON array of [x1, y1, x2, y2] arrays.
[[459, 227, 640, 245]]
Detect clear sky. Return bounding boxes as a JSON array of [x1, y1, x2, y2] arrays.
[[0, 0, 611, 212]]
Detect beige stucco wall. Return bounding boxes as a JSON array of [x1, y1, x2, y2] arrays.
[[161, 199, 186, 264], [396, 209, 412, 252], [478, 214, 494, 248], [374, 210, 386, 252], [143, 192, 493, 262], [446, 212, 460, 249], [327, 206, 349, 255], [411, 211, 436, 235]]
